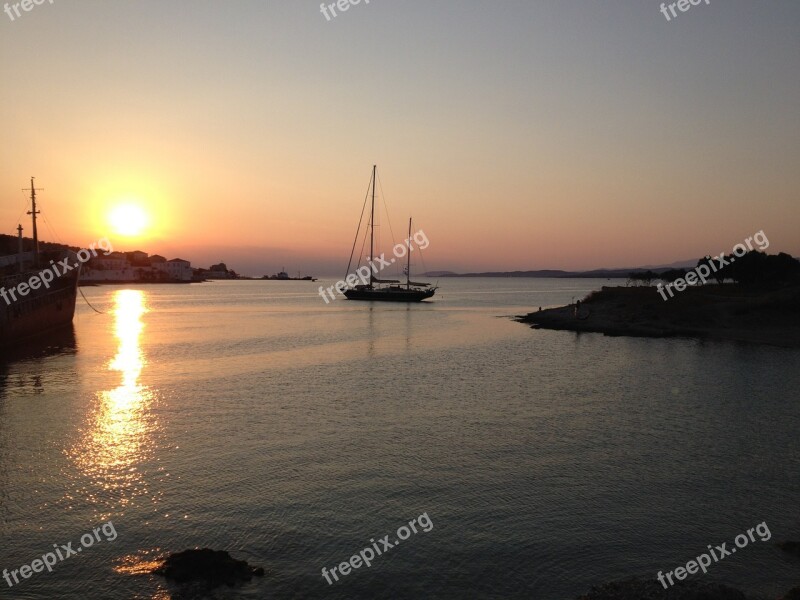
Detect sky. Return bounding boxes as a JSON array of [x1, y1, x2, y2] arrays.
[[1, 0, 798, 276]]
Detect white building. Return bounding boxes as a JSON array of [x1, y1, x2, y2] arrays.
[[154, 258, 193, 281], [81, 252, 137, 281], [80, 253, 193, 282]]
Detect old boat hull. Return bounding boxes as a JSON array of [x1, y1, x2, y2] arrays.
[[0, 262, 80, 348]]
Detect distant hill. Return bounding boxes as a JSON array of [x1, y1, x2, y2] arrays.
[[421, 270, 458, 277], [0, 234, 72, 255], [424, 253, 798, 280], [423, 267, 674, 279], [636, 259, 699, 270]]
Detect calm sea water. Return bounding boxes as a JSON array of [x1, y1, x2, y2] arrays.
[[1, 279, 799, 600]]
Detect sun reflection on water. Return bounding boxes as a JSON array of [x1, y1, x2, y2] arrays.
[[67, 290, 162, 516]]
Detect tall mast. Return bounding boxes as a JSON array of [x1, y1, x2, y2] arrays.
[[406, 217, 412, 288], [370, 165, 376, 289], [17, 224, 24, 273], [24, 177, 41, 267]]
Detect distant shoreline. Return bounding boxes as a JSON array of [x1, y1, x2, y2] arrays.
[[426, 271, 634, 279], [517, 284, 800, 348], [79, 280, 198, 286]]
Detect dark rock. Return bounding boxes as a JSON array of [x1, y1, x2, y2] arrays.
[[689, 585, 748, 600], [153, 548, 264, 588], [778, 541, 800, 558], [517, 284, 800, 348], [782, 587, 800, 600]]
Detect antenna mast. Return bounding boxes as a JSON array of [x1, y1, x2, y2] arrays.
[[23, 177, 42, 267]]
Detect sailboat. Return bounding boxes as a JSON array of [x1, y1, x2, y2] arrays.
[[343, 166, 436, 302]]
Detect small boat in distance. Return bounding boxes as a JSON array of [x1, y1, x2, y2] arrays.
[[343, 166, 436, 302], [261, 269, 317, 281]]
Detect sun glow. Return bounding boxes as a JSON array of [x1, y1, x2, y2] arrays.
[[108, 203, 149, 237]]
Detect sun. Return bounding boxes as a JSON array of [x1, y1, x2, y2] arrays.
[[108, 203, 149, 237]]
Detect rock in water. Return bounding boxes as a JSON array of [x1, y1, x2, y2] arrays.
[[778, 541, 800, 558], [154, 548, 264, 588]]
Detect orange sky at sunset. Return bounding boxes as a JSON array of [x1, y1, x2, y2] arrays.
[[2, 2, 798, 275]]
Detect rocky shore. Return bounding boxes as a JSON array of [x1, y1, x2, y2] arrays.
[[518, 284, 800, 348]]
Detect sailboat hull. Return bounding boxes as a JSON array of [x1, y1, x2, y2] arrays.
[[343, 287, 435, 302]]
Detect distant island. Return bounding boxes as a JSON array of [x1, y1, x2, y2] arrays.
[[518, 251, 800, 348], [423, 265, 693, 279]]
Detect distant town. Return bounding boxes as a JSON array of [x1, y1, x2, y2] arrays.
[[80, 250, 238, 283], [0, 234, 239, 283], [79, 251, 316, 283], [0, 234, 322, 283]]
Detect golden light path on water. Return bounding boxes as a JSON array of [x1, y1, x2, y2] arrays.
[[67, 290, 162, 518]]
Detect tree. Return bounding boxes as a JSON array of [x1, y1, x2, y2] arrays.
[[729, 251, 800, 286], [660, 269, 687, 284], [698, 256, 727, 285], [627, 270, 657, 286]]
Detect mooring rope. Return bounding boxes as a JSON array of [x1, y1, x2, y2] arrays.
[[79, 286, 105, 314]]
